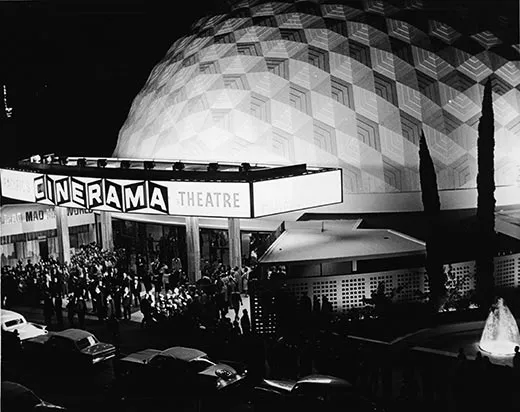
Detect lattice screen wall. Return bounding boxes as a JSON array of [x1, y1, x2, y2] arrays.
[[250, 293, 278, 335], [494, 254, 520, 288], [285, 267, 427, 313], [282, 253, 520, 313], [252, 254, 519, 333]]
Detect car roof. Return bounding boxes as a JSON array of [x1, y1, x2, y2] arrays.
[[53, 329, 93, 341], [296, 375, 353, 388], [1, 381, 33, 398], [157, 347, 207, 362], [1, 310, 24, 322]]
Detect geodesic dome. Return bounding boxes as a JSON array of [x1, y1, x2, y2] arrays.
[[114, 0, 520, 195]]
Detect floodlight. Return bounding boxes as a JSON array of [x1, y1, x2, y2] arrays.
[[207, 162, 219, 172], [173, 161, 185, 171], [239, 162, 251, 173], [144, 161, 155, 170], [120, 160, 131, 169], [77, 158, 87, 168], [97, 159, 107, 168], [30, 155, 42, 163]]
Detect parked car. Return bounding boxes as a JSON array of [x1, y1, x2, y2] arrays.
[[1, 381, 66, 412], [251, 374, 383, 412], [24, 328, 116, 367], [1, 310, 47, 341], [118, 346, 247, 397]]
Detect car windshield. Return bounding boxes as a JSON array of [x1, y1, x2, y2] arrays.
[[76, 335, 98, 350], [189, 357, 216, 373], [4, 318, 25, 328]]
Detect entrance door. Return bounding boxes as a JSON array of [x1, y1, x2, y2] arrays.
[[39, 240, 49, 261]]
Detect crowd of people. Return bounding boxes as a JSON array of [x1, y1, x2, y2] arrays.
[[1, 242, 258, 335], [1, 243, 133, 328]]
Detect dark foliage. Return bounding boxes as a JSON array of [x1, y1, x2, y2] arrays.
[[419, 131, 446, 311], [475, 79, 496, 309]]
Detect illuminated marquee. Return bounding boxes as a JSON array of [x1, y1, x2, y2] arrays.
[[0, 167, 342, 218]]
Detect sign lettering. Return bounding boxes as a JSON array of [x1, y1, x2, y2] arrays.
[[124, 182, 146, 212], [71, 178, 86, 208], [55, 178, 70, 205], [34, 176, 46, 201], [87, 180, 103, 208], [148, 182, 168, 213], [105, 180, 123, 211]]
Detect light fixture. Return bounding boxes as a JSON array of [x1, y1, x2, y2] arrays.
[[30, 155, 42, 163], [173, 161, 185, 171], [97, 159, 107, 168], [120, 160, 130, 169], [42, 154, 53, 164], [77, 158, 87, 168], [144, 161, 155, 170], [55, 155, 68, 165], [239, 162, 251, 173], [207, 162, 219, 172]]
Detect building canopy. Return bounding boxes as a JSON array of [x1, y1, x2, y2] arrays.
[[259, 220, 425, 265]]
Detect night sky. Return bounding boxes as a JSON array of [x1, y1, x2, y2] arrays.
[[1, 0, 518, 166]]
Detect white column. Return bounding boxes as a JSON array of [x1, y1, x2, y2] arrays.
[[185, 216, 201, 283], [88, 223, 97, 244], [228, 218, 242, 269], [55, 206, 71, 263], [99, 211, 114, 251]]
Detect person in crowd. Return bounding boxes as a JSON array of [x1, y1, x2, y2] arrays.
[[54, 293, 64, 328], [241, 266, 250, 296], [130, 274, 141, 306], [121, 272, 131, 290], [140, 292, 153, 328], [43, 291, 54, 327], [230, 284, 243, 321], [93, 285, 106, 322], [113, 286, 123, 320], [513, 346, 520, 370], [312, 295, 321, 314], [106, 293, 115, 319], [67, 294, 76, 327], [76, 296, 87, 329], [122, 286, 132, 321], [232, 319, 242, 337], [240, 308, 251, 335]]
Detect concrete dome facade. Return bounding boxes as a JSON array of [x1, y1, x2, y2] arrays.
[[114, 0, 520, 210]]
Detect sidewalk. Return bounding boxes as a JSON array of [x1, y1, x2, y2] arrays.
[[17, 293, 251, 331]]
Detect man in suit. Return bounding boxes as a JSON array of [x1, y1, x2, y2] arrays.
[[122, 286, 132, 320]]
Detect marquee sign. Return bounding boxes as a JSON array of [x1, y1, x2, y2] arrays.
[[1, 204, 94, 237], [0, 168, 342, 218]]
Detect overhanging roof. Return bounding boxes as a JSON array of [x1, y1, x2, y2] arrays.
[[496, 209, 520, 240], [111, 212, 279, 232], [259, 220, 425, 265]]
